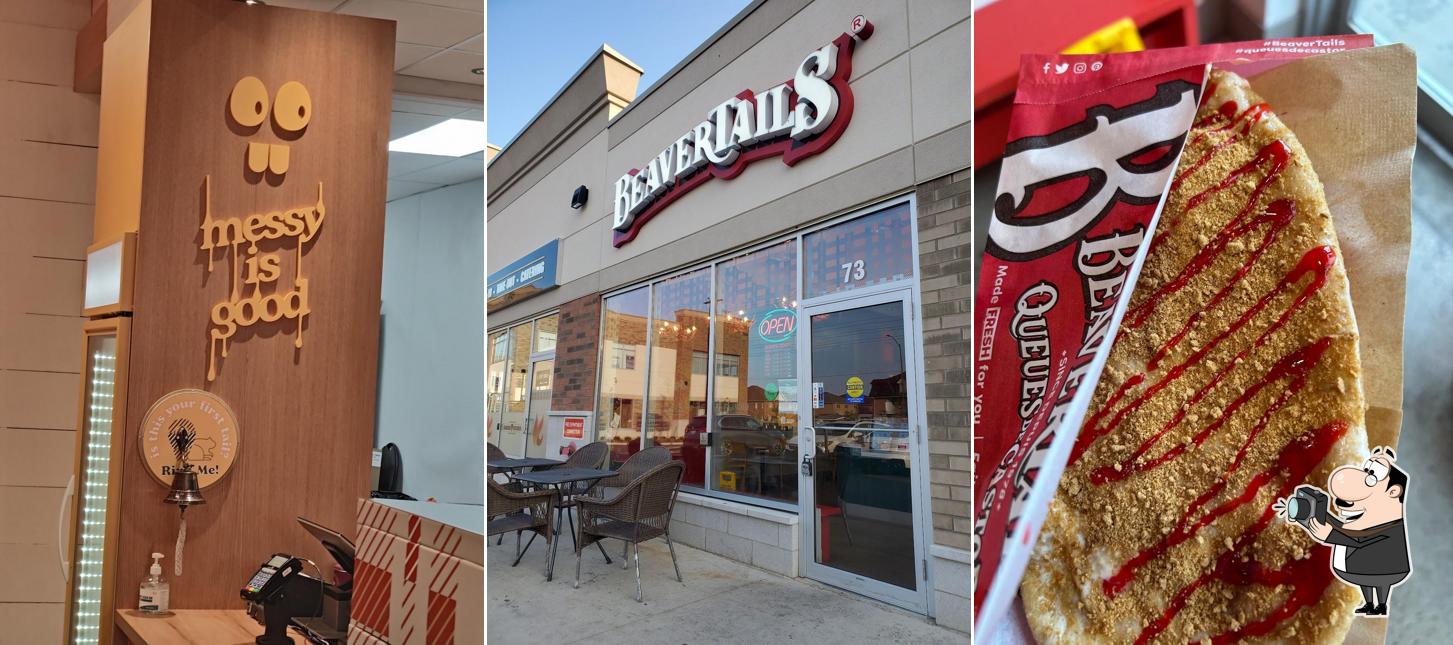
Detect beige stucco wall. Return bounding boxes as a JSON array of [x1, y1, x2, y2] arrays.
[[486, 127, 609, 284], [488, 0, 970, 315]]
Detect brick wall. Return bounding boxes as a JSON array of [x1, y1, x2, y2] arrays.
[[551, 293, 601, 411], [916, 169, 972, 551]]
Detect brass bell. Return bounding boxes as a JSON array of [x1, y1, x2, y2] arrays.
[[164, 462, 206, 509]]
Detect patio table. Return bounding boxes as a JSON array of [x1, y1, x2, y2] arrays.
[[488, 457, 564, 474], [509, 467, 615, 580]]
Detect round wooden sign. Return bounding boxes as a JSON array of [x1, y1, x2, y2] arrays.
[[139, 389, 240, 489]]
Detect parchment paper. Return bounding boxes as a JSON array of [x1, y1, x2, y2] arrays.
[[1249, 43, 1417, 645]]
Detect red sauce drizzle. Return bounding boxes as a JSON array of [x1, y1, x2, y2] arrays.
[[1147, 200, 1298, 369], [1154, 107, 1279, 244], [1089, 244, 1334, 482], [1129, 420, 1348, 644], [1068, 243, 1334, 467], [1133, 139, 1291, 326], [1189, 101, 1272, 149], [1092, 334, 1331, 485], [1105, 414, 1346, 596], [1069, 99, 1344, 641]]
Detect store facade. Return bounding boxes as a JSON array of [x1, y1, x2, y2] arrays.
[[487, 0, 969, 631]]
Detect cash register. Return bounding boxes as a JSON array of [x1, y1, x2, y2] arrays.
[[240, 517, 355, 645]]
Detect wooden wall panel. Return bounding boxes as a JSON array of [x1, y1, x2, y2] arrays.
[[112, 0, 394, 612], [91, 0, 148, 242]]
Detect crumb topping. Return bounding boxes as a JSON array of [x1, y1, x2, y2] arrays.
[[1022, 69, 1366, 644]]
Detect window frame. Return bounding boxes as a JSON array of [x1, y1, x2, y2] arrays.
[[486, 310, 559, 453], [592, 192, 918, 512]]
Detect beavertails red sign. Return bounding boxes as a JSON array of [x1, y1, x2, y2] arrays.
[[972, 36, 1372, 639], [610, 17, 874, 247]]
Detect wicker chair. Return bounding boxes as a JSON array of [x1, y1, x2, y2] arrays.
[[552, 441, 613, 562], [487, 442, 507, 473], [549, 440, 609, 500], [487, 480, 558, 578], [574, 460, 685, 602], [488, 442, 525, 544], [592, 446, 670, 493], [588, 446, 670, 562], [558, 440, 608, 469]]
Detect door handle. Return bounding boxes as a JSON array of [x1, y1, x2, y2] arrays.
[[58, 474, 74, 581]]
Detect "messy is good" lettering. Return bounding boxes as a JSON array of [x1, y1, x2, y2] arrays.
[[199, 176, 326, 381]]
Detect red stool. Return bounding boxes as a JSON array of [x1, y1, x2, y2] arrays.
[[816, 504, 844, 561]]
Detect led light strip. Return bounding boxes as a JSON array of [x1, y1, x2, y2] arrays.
[[70, 347, 114, 644]]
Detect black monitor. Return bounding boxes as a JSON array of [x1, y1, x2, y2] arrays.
[[296, 516, 355, 577]]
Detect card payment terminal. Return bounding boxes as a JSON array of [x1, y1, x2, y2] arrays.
[[242, 554, 303, 601], [241, 553, 319, 645]]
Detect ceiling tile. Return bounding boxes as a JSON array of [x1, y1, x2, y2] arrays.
[[336, 0, 481, 48], [387, 150, 452, 178], [390, 111, 448, 139], [395, 42, 441, 71], [388, 179, 443, 202], [451, 34, 481, 53], [399, 49, 482, 85], [397, 157, 482, 185]]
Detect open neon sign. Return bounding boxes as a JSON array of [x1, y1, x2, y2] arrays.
[[756, 308, 797, 343]]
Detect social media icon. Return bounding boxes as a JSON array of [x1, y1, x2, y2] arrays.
[[1043, 62, 1051, 74], [1073, 62, 1087, 74], [1091, 61, 1104, 72], [1054, 63, 1069, 74]]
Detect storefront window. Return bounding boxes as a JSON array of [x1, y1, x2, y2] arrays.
[[499, 322, 532, 456], [487, 332, 509, 448], [533, 314, 558, 352], [647, 268, 711, 485], [709, 240, 798, 502], [803, 202, 914, 298], [598, 286, 649, 468], [594, 200, 914, 507]]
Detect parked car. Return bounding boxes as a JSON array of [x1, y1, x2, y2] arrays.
[[716, 414, 792, 456]]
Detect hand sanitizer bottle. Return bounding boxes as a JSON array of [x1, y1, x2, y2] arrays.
[[138, 553, 169, 614]]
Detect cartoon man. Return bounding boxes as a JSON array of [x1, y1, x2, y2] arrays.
[[1282, 447, 1411, 616]]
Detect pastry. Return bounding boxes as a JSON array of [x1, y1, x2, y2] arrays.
[[1020, 69, 1368, 644]]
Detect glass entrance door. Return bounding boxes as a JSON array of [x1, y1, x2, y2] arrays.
[[523, 359, 554, 458], [798, 290, 925, 611]]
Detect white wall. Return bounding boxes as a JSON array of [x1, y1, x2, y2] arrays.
[[0, 1, 98, 639], [377, 179, 484, 504]]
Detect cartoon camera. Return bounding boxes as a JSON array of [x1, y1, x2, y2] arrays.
[[1283, 484, 1331, 529]]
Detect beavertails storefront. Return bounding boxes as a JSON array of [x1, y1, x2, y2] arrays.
[[486, 0, 970, 631]]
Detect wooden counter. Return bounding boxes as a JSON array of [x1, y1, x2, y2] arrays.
[[116, 609, 305, 645]]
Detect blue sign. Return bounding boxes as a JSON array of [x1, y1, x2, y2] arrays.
[[846, 395, 865, 404], [488, 239, 559, 309]]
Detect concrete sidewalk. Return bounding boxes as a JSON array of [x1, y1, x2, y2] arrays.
[[487, 531, 966, 644]]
